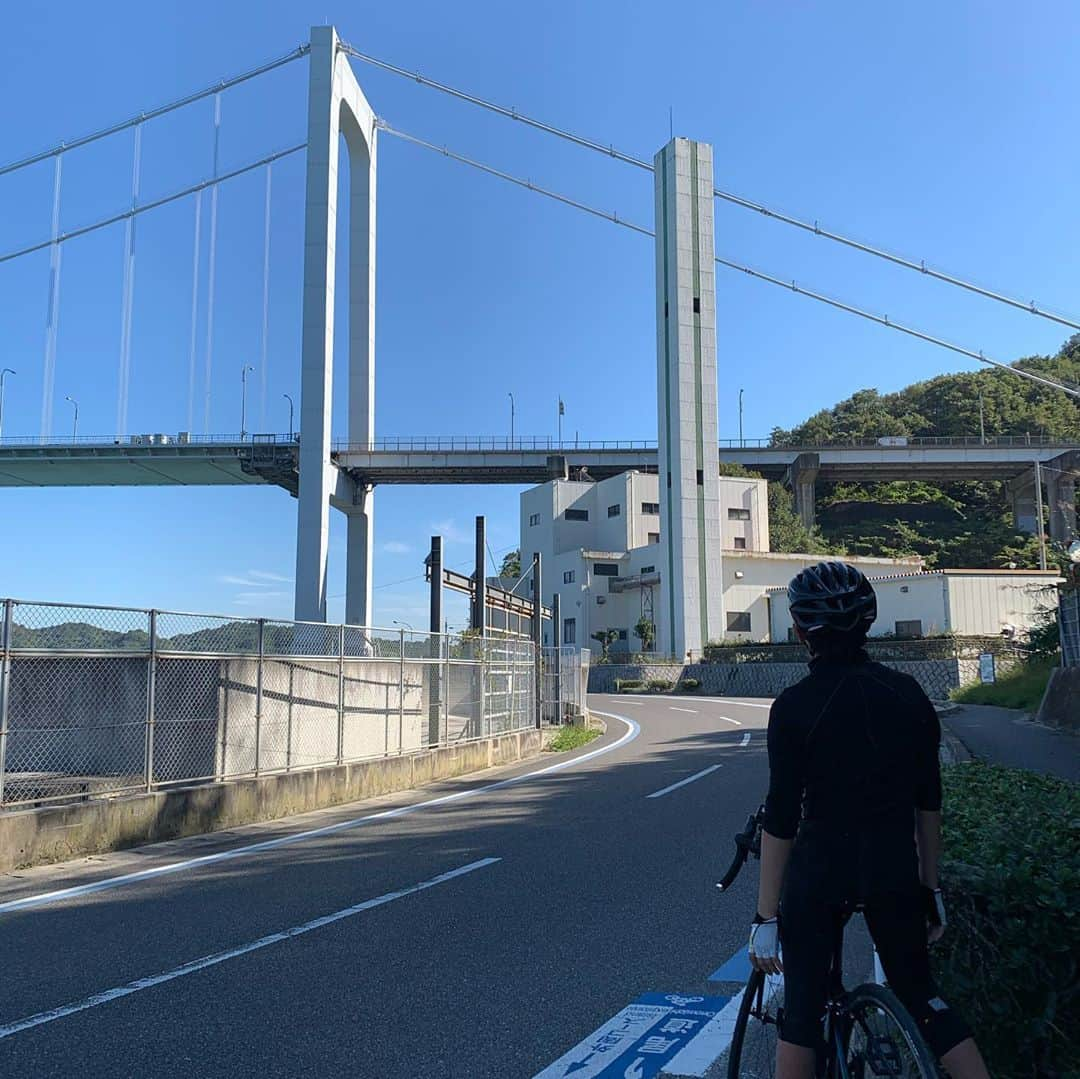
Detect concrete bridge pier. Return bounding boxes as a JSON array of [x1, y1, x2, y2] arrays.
[[1046, 452, 1079, 544], [786, 452, 820, 530], [1007, 473, 1039, 535]]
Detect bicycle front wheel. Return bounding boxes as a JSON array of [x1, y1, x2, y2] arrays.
[[841, 983, 938, 1078], [727, 969, 782, 1079]]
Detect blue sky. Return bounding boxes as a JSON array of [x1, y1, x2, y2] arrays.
[[0, 1, 1077, 627]]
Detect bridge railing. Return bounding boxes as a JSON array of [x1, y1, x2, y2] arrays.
[[0, 598, 537, 810]]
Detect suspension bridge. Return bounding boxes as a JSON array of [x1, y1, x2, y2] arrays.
[[1, 25, 1077, 651]]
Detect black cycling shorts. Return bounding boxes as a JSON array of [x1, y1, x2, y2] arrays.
[[779, 876, 972, 1060]]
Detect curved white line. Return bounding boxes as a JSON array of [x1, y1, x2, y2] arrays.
[[0, 714, 640, 917]]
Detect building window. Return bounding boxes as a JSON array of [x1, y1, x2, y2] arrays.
[[617, 629, 628, 641], [733, 537, 747, 550], [648, 532, 660, 545], [563, 570, 575, 584], [529, 513, 540, 526], [641, 502, 660, 515], [565, 508, 589, 522], [607, 503, 621, 517], [727, 611, 752, 633], [696, 469, 704, 486], [640, 565, 655, 575], [728, 508, 751, 521], [593, 563, 619, 577], [693, 296, 701, 314], [895, 619, 924, 638], [563, 618, 576, 645]]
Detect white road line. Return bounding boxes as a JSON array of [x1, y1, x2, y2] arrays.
[[716, 715, 743, 726], [740, 732, 752, 747], [0, 714, 639, 918], [0, 858, 499, 1040], [694, 697, 772, 709], [669, 706, 698, 714], [646, 763, 722, 799]]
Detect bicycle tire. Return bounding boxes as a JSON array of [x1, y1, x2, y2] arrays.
[[727, 969, 782, 1079], [840, 983, 939, 1079]]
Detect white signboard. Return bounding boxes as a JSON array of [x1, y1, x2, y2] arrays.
[[978, 653, 996, 684]]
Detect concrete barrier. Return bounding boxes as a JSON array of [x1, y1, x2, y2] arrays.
[[1035, 666, 1080, 731], [0, 728, 547, 872]]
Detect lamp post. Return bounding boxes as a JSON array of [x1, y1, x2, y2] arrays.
[[283, 393, 295, 440], [392, 620, 414, 632], [240, 365, 254, 441], [978, 389, 986, 445], [507, 392, 515, 447], [64, 395, 79, 441], [0, 368, 15, 441], [557, 396, 565, 444], [739, 388, 745, 447]]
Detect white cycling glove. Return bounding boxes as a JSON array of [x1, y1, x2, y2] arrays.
[[925, 887, 947, 941], [749, 916, 781, 972]]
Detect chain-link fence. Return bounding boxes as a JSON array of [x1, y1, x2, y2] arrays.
[[541, 646, 591, 725], [1061, 588, 1080, 667], [0, 599, 539, 809]]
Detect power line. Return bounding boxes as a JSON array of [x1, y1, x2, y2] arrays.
[[380, 123, 1080, 401], [0, 45, 309, 178], [346, 42, 1080, 333], [0, 143, 306, 266]]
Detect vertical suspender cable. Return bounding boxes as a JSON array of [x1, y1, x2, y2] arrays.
[[116, 122, 142, 438], [186, 190, 203, 435], [40, 154, 64, 442], [202, 93, 221, 434], [259, 162, 272, 431]]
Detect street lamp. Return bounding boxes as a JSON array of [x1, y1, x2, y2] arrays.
[[240, 365, 255, 441], [283, 393, 295, 440], [507, 392, 515, 447], [0, 368, 15, 441], [64, 395, 79, 441], [392, 619, 414, 632], [739, 388, 745, 447]]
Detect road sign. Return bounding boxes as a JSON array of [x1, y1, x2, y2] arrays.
[[978, 653, 996, 684], [533, 992, 732, 1079]]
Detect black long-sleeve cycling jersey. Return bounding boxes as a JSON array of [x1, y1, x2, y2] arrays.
[[763, 650, 941, 866]]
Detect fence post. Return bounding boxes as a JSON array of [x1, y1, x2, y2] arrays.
[[337, 623, 346, 765], [255, 618, 265, 776], [0, 600, 12, 807], [144, 609, 158, 793], [532, 552, 543, 729], [442, 634, 450, 747], [552, 592, 562, 724], [398, 628, 405, 754]]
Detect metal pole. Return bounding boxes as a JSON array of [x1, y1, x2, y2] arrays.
[[739, 388, 744, 447], [240, 364, 254, 440], [443, 633, 450, 748], [429, 535, 443, 747], [255, 618, 265, 775], [284, 393, 295, 440], [337, 621, 345, 764], [1035, 459, 1048, 571], [508, 391, 514, 447], [978, 389, 986, 444], [65, 395, 78, 440], [552, 592, 562, 724], [398, 628, 406, 753], [0, 600, 12, 806], [144, 609, 157, 792], [473, 516, 487, 633], [0, 369, 14, 441], [532, 552, 543, 729]]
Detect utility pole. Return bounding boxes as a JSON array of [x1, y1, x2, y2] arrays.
[[0, 368, 15, 440], [557, 397, 565, 445], [240, 365, 254, 440], [508, 391, 514, 446], [739, 388, 745, 447], [978, 389, 986, 444], [283, 393, 295, 440], [64, 395, 79, 441], [1034, 459, 1048, 571]]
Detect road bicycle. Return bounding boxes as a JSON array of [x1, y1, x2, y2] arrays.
[[717, 807, 939, 1078]]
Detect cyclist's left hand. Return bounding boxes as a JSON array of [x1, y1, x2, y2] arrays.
[[924, 887, 947, 945], [749, 916, 782, 974]]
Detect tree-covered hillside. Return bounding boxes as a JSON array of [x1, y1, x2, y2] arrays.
[[766, 337, 1079, 568]]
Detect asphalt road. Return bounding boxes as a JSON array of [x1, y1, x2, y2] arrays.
[[944, 703, 1079, 782], [0, 692, 847, 1077]]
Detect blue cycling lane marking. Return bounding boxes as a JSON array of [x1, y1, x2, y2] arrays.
[[708, 947, 752, 985]]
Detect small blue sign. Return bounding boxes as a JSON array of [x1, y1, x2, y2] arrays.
[[534, 992, 732, 1079]]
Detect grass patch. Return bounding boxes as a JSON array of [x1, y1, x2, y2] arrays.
[[545, 725, 602, 752], [951, 656, 1055, 711]]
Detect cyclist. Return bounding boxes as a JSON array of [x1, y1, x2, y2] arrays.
[[748, 561, 989, 1079]]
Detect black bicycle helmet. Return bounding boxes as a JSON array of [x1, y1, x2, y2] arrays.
[[787, 561, 877, 635]]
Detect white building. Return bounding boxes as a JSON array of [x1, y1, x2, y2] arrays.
[[519, 471, 921, 652], [768, 568, 1062, 641]]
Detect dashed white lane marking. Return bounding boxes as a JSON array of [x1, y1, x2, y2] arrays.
[[693, 697, 772, 710], [0, 714, 639, 917], [669, 707, 698, 714], [0, 858, 500, 1040], [740, 732, 752, 747], [646, 764, 722, 800], [716, 715, 743, 727]]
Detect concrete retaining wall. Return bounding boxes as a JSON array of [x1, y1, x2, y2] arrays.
[[1036, 667, 1080, 731], [0, 728, 547, 872], [588, 656, 1009, 700]]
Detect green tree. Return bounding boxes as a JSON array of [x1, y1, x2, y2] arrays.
[[590, 629, 618, 662], [633, 616, 656, 652], [767, 482, 837, 555], [499, 549, 521, 579]]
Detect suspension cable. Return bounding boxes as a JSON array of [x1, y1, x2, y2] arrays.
[[0, 143, 305, 266], [380, 123, 1080, 400], [0, 45, 309, 179], [347, 43, 1080, 333]]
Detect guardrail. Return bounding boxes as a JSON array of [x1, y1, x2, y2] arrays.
[[0, 598, 536, 810]]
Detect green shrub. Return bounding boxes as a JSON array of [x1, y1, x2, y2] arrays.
[[646, 678, 674, 692], [615, 679, 643, 692], [934, 763, 1079, 1078], [952, 656, 1056, 711], [677, 678, 701, 691]]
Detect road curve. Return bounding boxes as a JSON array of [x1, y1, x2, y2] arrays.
[[0, 694, 774, 1077]]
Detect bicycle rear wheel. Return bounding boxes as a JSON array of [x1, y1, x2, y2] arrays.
[[841, 983, 939, 1078], [727, 969, 782, 1079]]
